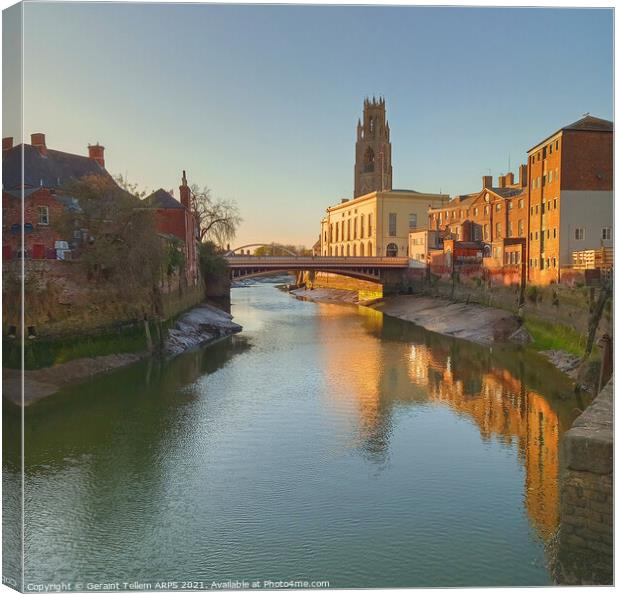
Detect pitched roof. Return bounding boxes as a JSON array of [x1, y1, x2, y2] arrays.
[[2, 143, 113, 190], [529, 115, 613, 152], [144, 188, 184, 210]]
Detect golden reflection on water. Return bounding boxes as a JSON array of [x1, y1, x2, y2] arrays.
[[316, 302, 570, 541]]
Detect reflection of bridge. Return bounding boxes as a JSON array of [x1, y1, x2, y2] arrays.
[[225, 255, 409, 283]]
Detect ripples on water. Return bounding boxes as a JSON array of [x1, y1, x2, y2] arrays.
[[3, 279, 586, 588]]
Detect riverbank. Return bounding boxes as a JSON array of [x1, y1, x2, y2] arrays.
[[3, 302, 242, 407], [291, 287, 521, 345]]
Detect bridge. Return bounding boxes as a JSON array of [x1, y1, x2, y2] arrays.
[[225, 255, 410, 284]]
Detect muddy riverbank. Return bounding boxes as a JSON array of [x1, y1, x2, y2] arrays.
[[3, 302, 242, 407], [291, 287, 521, 346]]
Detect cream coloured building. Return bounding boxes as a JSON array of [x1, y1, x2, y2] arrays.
[[320, 189, 448, 257], [319, 98, 448, 257]]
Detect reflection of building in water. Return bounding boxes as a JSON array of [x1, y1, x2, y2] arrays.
[[317, 304, 570, 539]]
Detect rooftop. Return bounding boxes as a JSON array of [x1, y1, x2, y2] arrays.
[[144, 188, 185, 210], [2, 143, 112, 191], [528, 115, 613, 153]]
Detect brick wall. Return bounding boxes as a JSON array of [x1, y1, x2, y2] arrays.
[[554, 378, 613, 585]]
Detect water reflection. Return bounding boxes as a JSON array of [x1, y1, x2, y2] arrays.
[[316, 302, 581, 540]]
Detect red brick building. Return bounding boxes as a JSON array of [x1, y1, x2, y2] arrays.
[[2, 133, 115, 260], [426, 168, 529, 285], [527, 115, 613, 284], [144, 171, 200, 287]]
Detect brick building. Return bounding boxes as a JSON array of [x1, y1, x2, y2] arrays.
[[144, 171, 200, 287], [2, 133, 115, 260], [526, 115, 613, 284], [426, 168, 529, 285]]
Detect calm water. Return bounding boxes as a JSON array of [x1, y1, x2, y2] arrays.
[[4, 280, 586, 589]]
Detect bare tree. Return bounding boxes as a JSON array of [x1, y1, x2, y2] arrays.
[[189, 184, 242, 246]]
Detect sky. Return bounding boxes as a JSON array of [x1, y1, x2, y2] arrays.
[[4, 3, 614, 247]]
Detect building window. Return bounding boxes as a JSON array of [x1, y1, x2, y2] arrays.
[[495, 203, 501, 212], [602, 227, 612, 240], [554, 198, 557, 209], [409, 213, 418, 229], [386, 242, 398, 257], [368, 214, 373, 236], [575, 228, 585, 240], [495, 222, 502, 238], [553, 258, 557, 268], [473, 208, 478, 216], [388, 213, 397, 236], [38, 206, 49, 225], [535, 231, 538, 240], [484, 205, 489, 215], [553, 228, 557, 239], [483, 224, 489, 240], [360, 214, 364, 238], [518, 220, 524, 236]]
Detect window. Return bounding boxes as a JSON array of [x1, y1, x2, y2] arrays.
[[368, 214, 373, 236], [353, 217, 357, 239], [495, 203, 501, 212], [554, 198, 557, 209], [575, 228, 585, 240], [553, 228, 557, 239], [519, 199, 524, 209], [484, 205, 489, 215], [530, 206, 534, 215], [347, 219, 351, 241], [553, 258, 557, 268], [547, 201, 551, 211], [483, 224, 489, 240], [474, 208, 478, 216], [508, 200, 513, 210], [386, 242, 398, 257], [388, 213, 397, 236], [38, 206, 49, 225], [495, 222, 502, 238], [548, 170, 553, 183], [535, 231, 538, 240], [360, 215, 364, 238], [602, 227, 612, 240], [518, 220, 524, 236], [555, 140, 559, 150], [508, 221, 514, 237], [408, 213, 418, 229]]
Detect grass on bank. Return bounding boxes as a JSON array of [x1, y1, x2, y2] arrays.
[[524, 317, 586, 356]]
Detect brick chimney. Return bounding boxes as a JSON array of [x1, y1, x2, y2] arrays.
[[31, 133, 47, 156], [2, 137, 13, 156], [88, 142, 105, 167], [498, 175, 506, 188], [482, 175, 492, 189], [505, 172, 515, 186], [179, 170, 191, 209], [519, 164, 528, 188]]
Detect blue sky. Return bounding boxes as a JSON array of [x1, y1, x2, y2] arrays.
[[6, 3, 614, 246]]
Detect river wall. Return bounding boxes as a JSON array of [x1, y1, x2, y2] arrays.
[[554, 378, 613, 585], [3, 259, 206, 339]]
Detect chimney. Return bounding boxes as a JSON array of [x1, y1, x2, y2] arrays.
[[3, 137, 13, 156], [482, 175, 492, 189], [505, 172, 515, 186], [88, 142, 105, 167], [498, 175, 506, 188], [179, 170, 191, 209], [31, 133, 47, 156], [519, 164, 528, 188]]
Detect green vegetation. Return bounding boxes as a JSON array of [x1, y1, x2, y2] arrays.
[[199, 241, 229, 282], [524, 317, 586, 356]]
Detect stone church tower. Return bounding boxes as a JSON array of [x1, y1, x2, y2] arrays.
[[354, 97, 392, 197]]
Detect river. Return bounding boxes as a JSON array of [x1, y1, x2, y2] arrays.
[[4, 279, 587, 589]]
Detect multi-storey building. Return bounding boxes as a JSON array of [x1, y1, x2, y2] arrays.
[[2, 133, 115, 260], [144, 170, 200, 287], [526, 115, 613, 284]]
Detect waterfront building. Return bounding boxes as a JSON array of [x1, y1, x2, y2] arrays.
[[526, 115, 613, 284], [144, 171, 200, 287], [2, 133, 116, 260], [408, 228, 441, 265], [320, 98, 448, 257]]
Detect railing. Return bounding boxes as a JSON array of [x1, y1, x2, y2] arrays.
[[226, 255, 409, 267], [572, 248, 613, 271]]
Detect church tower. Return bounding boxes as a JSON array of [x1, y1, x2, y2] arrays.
[[354, 97, 392, 197]]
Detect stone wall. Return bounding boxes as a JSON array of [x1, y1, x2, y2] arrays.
[[554, 378, 613, 585]]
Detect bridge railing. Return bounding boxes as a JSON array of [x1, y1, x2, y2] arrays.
[[225, 255, 409, 267]]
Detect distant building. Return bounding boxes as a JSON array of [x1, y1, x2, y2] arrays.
[[144, 171, 200, 287], [354, 97, 392, 197], [408, 228, 441, 266], [321, 189, 448, 257], [526, 115, 613, 284], [320, 98, 448, 257], [2, 133, 114, 260]]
